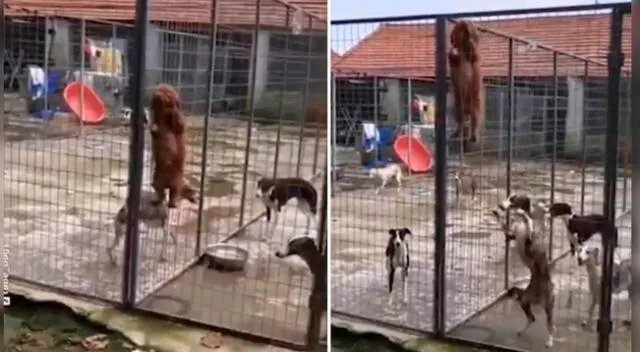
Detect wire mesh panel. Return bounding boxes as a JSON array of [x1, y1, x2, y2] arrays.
[[4, 8, 137, 302], [441, 10, 632, 351], [331, 18, 438, 334], [126, 0, 329, 348], [330, 3, 630, 352]]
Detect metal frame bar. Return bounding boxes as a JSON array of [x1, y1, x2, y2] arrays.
[[597, 7, 624, 352], [432, 16, 448, 337], [121, 0, 149, 307], [331, 2, 631, 25]]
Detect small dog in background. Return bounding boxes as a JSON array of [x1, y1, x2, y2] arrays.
[[256, 177, 318, 238], [149, 84, 197, 208], [369, 163, 403, 194], [108, 190, 176, 266], [121, 107, 149, 125], [548, 202, 613, 256], [576, 243, 631, 329], [449, 20, 484, 152], [454, 169, 477, 205], [386, 228, 412, 305]]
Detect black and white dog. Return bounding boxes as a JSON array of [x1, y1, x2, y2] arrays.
[[386, 228, 412, 305], [276, 236, 326, 290], [548, 202, 614, 256], [276, 236, 327, 336], [256, 177, 318, 240]]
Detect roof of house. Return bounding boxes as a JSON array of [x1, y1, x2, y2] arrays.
[[331, 51, 341, 66], [332, 13, 631, 78], [4, 0, 327, 29]]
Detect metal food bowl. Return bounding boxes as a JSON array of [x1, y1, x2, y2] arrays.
[[203, 244, 249, 271]]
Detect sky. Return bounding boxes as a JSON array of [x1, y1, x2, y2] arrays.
[[330, 0, 627, 54]]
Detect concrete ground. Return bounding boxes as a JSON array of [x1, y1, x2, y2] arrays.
[[4, 110, 327, 346], [331, 147, 631, 352]]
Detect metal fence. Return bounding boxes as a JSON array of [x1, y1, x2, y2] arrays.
[[4, 0, 327, 349], [330, 3, 630, 352]]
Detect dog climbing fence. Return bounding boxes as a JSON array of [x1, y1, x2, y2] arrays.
[[4, 0, 328, 349], [330, 3, 631, 352]]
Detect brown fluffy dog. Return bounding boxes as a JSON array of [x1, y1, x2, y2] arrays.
[[448, 21, 485, 152], [150, 84, 196, 208]]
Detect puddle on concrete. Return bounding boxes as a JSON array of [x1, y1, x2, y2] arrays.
[[64, 206, 81, 216], [449, 231, 492, 239], [185, 173, 236, 198], [205, 177, 236, 197], [176, 205, 240, 233], [5, 210, 34, 221]]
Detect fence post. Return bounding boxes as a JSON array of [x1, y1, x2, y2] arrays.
[[295, 15, 314, 177], [331, 74, 337, 198], [548, 52, 558, 259], [407, 79, 412, 177], [121, 0, 149, 307], [311, 25, 323, 175], [597, 7, 624, 352], [632, 2, 640, 348], [79, 18, 87, 138], [195, 0, 219, 256], [433, 16, 448, 337], [580, 61, 589, 215], [306, 163, 328, 348], [271, 7, 290, 179], [504, 38, 514, 290], [237, 0, 261, 228], [1, 3, 4, 134]]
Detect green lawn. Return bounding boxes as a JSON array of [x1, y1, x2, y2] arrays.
[[4, 295, 139, 352], [331, 328, 489, 352]]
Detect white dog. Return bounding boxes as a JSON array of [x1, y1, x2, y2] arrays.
[[369, 163, 403, 194]]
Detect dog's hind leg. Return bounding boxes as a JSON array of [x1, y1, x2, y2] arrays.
[[108, 217, 125, 266], [402, 265, 409, 304], [152, 177, 167, 206], [516, 300, 536, 336], [387, 262, 395, 306], [299, 201, 317, 235], [167, 185, 180, 209], [395, 172, 402, 193], [581, 294, 598, 330], [159, 219, 176, 262], [377, 178, 388, 194], [544, 293, 556, 348]]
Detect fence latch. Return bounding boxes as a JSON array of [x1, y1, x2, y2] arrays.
[[607, 52, 625, 69], [597, 318, 613, 335]]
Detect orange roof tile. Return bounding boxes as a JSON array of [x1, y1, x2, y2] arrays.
[[333, 13, 631, 78], [331, 50, 341, 67], [5, 0, 327, 29]]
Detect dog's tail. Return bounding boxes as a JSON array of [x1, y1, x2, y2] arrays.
[[506, 286, 526, 301]]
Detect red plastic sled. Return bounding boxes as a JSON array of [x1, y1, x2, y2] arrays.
[[393, 134, 433, 173], [63, 82, 106, 124]]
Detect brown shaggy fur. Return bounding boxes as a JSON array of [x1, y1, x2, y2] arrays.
[[448, 21, 485, 152], [150, 84, 196, 208]]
